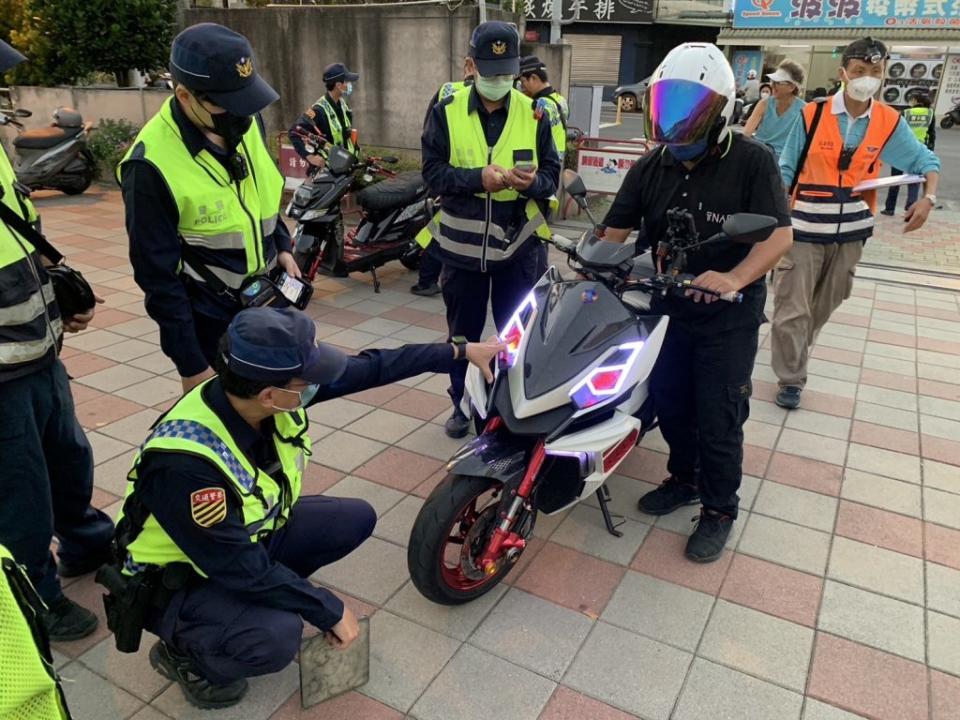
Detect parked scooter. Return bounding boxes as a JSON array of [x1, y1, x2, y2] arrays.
[[940, 102, 960, 129], [286, 128, 430, 292], [0, 107, 97, 195], [406, 171, 777, 604]]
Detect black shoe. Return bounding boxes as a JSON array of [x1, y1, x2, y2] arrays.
[[637, 476, 700, 516], [775, 385, 802, 410], [880, 209, 895, 216], [150, 641, 248, 710], [685, 510, 734, 563], [410, 282, 441, 297], [444, 408, 470, 439], [41, 595, 98, 642], [58, 545, 113, 579]]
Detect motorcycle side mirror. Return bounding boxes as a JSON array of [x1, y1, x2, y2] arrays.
[[563, 170, 588, 201], [721, 213, 778, 244], [14, 109, 32, 118]]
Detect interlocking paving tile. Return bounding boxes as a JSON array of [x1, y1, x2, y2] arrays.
[[926, 561, 960, 618], [840, 469, 922, 517], [550, 504, 651, 566], [384, 580, 506, 642], [60, 662, 144, 720], [828, 537, 924, 604], [153, 662, 299, 720], [928, 610, 960, 676], [720, 553, 822, 627], [673, 658, 803, 720], [78, 637, 171, 703], [270, 691, 402, 720], [834, 501, 923, 557], [739, 514, 832, 575], [312, 537, 408, 605], [931, 669, 960, 720], [802, 698, 869, 720], [538, 686, 639, 720], [753, 481, 838, 532], [630, 527, 732, 594]]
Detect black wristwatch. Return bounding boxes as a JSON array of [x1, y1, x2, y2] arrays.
[[451, 335, 468, 360]]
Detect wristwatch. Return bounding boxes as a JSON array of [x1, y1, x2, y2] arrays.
[[451, 335, 468, 360], [925, 194, 937, 207]]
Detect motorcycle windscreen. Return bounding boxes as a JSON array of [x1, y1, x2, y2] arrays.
[[521, 281, 653, 400]]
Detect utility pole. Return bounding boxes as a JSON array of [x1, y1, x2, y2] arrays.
[[550, 0, 580, 44], [479, 0, 487, 24]]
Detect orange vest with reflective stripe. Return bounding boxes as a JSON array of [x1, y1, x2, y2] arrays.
[[791, 100, 900, 244]]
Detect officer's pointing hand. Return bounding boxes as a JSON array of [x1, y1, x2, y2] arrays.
[[467, 338, 508, 382], [327, 606, 360, 650], [482, 164, 509, 193]]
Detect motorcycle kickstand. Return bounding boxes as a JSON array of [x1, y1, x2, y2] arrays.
[[370, 266, 381, 293], [597, 485, 624, 538]]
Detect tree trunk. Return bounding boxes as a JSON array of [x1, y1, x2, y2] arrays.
[[114, 70, 130, 88]]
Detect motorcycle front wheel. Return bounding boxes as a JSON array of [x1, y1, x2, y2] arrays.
[[941, 116, 955, 129], [399, 243, 422, 271], [408, 474, 528, 605]]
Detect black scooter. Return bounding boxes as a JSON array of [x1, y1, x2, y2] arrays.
[[286, 129, 430, 292], [0, 106, 97, 195], [940, 102, 960, 129]]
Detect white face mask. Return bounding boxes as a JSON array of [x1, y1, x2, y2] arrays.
[[844, 72, 881, 103]]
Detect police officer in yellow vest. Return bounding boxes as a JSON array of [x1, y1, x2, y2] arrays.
[[99, 307, 502, 709], [421, 22, 561, 438], [0, 40, 115, 645], [517, 55, 569, 166], [120, 24, 301, 395], [882, 93, 936, 216], [288, 63, 360, 168]]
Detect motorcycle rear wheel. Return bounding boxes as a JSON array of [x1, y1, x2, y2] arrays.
[[941, 116, 955, 129], [408, 474, 525, 605]]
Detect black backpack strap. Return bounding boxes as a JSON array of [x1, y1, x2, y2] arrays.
[[789, 99, 827, 197], [178, 240, 238, 301]]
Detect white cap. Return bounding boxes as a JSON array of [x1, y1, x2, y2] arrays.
[[767, 68, 799, 85]]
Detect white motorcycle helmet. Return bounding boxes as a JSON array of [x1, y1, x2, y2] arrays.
[[643, 43, 736, 149]]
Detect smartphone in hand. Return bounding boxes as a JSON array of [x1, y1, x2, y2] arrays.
[[513, 148, 535, 173]]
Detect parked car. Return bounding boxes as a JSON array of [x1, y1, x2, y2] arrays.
[[613, 76, 651, 113]]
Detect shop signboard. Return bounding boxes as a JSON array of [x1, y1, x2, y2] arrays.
[[935, 55, 960, 117], [523, 0, 654, 23], [577, 146, 640, 194], [732, 51, 763, 93], [733, 0, 960, 29]]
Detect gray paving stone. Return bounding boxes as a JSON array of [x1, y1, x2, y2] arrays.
[[655, 509, 747, 549], [310, 431, 386, 472], [923, 487, 960, 530], [919, 348, 960, 369], [373, 495, 424, 547], [803, 699, 869, 720], [602, 571, 714, 651], [563, 622, 692, 720], [674, 658, 803, 720], [152, 662, 298, 720], [919, 396, 960, 422], [841, 469, 922, 517], [129, 707, 174, 720], [550, 504, 650, 565], [76, 364, 154, 392], [744, 419, 781, 448], [818, 580, 925, 661], [753, 482, 838, 533], [115, 376, 183, 407], [927, 561, 960, 618], [411, 644, 555, 720], [777, 429, 848, 466], [385, 580, 507, 641], [396, 424, 467, 461], [739, 514, 832, 575], [582, 474, 658, 523], [784, 410, 852, 441], [470, 588, 593, 680], [846, 444, 922, 484], [391, 325, 445, 343], [326, 475, 405, 517], [126, 350, 176, 375], [923, 459, 960, 494], [751, 400, 789, 426], [306, 398, 373, 428], [313, 536, 408, 605], [699, 600, 814, 691], [828, 537, 924, 604], [94, 453, 140, 496], [532, 507, 570, 539], [97, 408, 164, 445], [353, 317, 410, 336], [853, 401, 919, 431], [861, 354, 916, 376], [344, 408, 424, 444], [927, 610, 960, 675], [739, 475, 763, 510], [59, 662, 144, 720], [415, 372, 452, 396], [101, 338, 159, 363], [87, 431, 135, 464], [361, 611, 460, 713], [78, 637, 171, 703], [325, 328, 384, 349], [920, 414, 960, 443]]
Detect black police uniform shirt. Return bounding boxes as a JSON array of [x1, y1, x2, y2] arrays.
[[134, 343, 457, 631], [121, 100, 293, 378], [289, 93, 353, 159], [603, 133, 792, 329], [421, 86, 561, 268]]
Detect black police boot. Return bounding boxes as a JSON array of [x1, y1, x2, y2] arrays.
[[58, 545, 114, 579], [410, 282, 441, 297], [685, 509, 734, 563], [637, 476, 700, 516], [775, 385, 802, 410], [150, 641, 249, 710], [880, 208, 896, 216], [445, 407, 471, 439], [41, 595, 99, 642]]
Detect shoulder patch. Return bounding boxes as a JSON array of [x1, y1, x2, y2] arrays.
[[190, 487, 227, 528], [439, 93, 456, 107]]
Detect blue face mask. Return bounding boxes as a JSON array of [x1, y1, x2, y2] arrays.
[[272, 383, 320, 412], [668, 139, 709, 162], [344, 82, 354, 96]]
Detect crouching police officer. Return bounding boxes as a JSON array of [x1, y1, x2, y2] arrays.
[[97, 307, 501, 709], [421, 21, 560, 438], [600, 44, 793, 562]]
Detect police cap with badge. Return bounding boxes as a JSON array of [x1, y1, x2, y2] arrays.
[[469, 21, 521, 77]]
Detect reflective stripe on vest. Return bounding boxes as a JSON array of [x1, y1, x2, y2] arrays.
[[791, 101, 900, 243], [118, 98, 284, 291], [437, 88, 552, 271], [318, 95, 356, 156], [121, 380, 308, 574], [904, 107, 932, 142]]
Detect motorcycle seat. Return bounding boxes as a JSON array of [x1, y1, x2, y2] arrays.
[[357, 171, 427, 212], [13, 125, 83, 150]]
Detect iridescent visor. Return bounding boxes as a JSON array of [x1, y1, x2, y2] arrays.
[[643, 79, 729, 145]]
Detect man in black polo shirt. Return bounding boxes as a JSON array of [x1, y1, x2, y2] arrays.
[[602, 44, 793, 562]]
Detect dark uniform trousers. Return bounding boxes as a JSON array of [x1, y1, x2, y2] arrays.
[[442, 247, 540, 406], [417, 241, 443, 288], [148, 496, 376, 685], [650, 318, 759, 518], [192, 311, 234, 369], [0, 360, 114, 602]]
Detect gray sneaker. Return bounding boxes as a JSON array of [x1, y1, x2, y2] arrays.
[[775, 386, 802, 410]]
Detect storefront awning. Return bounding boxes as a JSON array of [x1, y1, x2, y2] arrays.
[[718, 27, 960, 47]]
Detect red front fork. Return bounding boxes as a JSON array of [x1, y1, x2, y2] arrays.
[[478, 438, 545, 575]]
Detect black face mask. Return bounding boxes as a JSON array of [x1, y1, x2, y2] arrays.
[[208, 110, 252, 151]]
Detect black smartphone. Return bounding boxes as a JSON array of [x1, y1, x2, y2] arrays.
[[513, 148, 535, 173]]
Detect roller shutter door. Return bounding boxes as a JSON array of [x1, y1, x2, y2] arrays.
[[565, 34, 622, 86]]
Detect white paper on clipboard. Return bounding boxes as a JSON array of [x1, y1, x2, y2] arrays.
[[852, 174, 925, 193]]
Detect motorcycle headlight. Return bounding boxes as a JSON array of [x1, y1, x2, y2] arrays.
[[300, 208, 326, 222], [569, 341, 644, 409], [498, 291, 537, 368]]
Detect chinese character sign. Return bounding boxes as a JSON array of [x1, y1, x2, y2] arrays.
[[279, 143, 310, 186], [735, 0, 960, 27], [525, 0, 653, 22], [935, 55, 960, 117], [577, 150, 639, 194]]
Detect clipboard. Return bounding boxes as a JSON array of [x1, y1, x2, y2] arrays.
[[299, 617, 370, 708], [852, 174, 925, 193]]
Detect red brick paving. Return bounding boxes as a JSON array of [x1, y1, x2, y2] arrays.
[[382, 388, 451, 421], [835, 501, 923, 558], [850, 421, 920, 455], [539, 686, 639, 720], [630, 528, 732, 596], [766, 452, 843, 497], [720, 554, 822, 627], [515, 542, 625, 617], [271, 691, 402, 720], [931, 670, 960, 720], [926, 523, 960, 571], [859, 368, 918, 393], [354, 447, 445, 492], [921, 435, 960, 466]]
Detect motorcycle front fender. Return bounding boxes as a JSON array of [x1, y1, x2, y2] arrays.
[[446, 431, 531, 487]]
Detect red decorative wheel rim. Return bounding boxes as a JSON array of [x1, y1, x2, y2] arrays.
[[438, 487, 504, 592]]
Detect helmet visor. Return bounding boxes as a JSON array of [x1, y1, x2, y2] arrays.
[[643, 79, 729, 145]]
